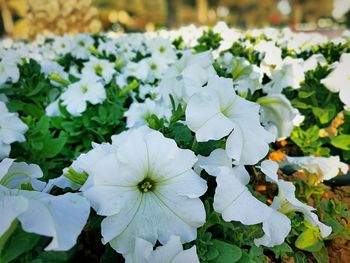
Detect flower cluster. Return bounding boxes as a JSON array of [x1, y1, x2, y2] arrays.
[[1, 22, 349, 262]]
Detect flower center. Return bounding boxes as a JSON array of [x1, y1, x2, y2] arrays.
[[138, 178, 155, 193], [150, 63, 157, 70], [94, 64, 103, 76], [159, 46, 165, 53], [82, 85, 89, 93], [348, 76, 350, 80]]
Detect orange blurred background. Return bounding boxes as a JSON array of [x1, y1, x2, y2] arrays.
[[1, 0, 349, 39]]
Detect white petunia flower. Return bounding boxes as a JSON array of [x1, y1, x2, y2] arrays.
[[155, 51, 216, 105], [280, 155, 348, 182], [254, 209, 291, 247], [258, 94, 299, 140], [40, 60, 67, 78], [303, 54, 327, 72], [254, 40, 283, 76], [43, 142, 116, 193], [195, 149, 233, 176], [273, 180, 332, 238], [97, 38, 117, 56], [125, 235, 199, 263], [0, 158, 45, 190], [124, 98, 172, 128], [123, 60, 149, 83], [321, 53, 350, 110], [213, 166, 269, 225], [198, 152, 291, 247], [186, 75, 274, 165], [45, 99, 61, 117], [0, 101, 28, 159], [259, 159, 279, 183], [147, 38, 177, 63], [0, 50, 20, 86], [0, 185, 90, 251], [218, 53, 263, 96], [61, 76, 106, 116], [263, 57, 305, 94], [52, 35, 73, 55], [82, 56, 116, 84], [145, 55, 169, 83], [71, 34, 94, 59], [82, 126, 207, 255]]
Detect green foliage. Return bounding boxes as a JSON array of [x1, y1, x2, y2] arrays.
[[2, 60, 127, 179], [194, 29, 222, 52]]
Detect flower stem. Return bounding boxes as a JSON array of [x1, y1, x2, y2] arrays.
[[0, 219, 18, 256], [49, 73, 70, 87], [119, 79, 139, 96], [191, 138, 199, 153]]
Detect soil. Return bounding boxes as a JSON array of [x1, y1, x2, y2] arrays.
[[327, 186, 350, 263]]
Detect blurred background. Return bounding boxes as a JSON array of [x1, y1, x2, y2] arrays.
[[0, 0, 350, 39]]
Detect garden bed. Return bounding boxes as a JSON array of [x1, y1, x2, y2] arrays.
[[0, 23, 350, 262]]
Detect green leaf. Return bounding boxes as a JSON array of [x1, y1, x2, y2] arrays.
[[298, 90, 315, 98], [206, 246, 220, 261], [0, 226, 41, 263], [267, 243, 293, 259], [238, 251, 255, 263], [209, 239, 242, 263], [36, 250, 75, 262], [331, 134, 350, 150], [295, 227, 323, 252], [312, 105, 336, 124], [294, 251, 308, 263], [312, 245, 329, 263], [41, 133, 67, 158]]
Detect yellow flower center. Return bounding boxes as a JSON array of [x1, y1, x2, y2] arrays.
[[138, 178, 155, 193]]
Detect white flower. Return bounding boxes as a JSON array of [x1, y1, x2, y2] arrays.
[[0, 101, 28, 159], [123, 60, 149, 83], [259, 159, 279, 183], [254, 40, 283, 76], [147, 38, 177, 63], [273, 180, 332, 238], [213, 166, 269, 224], [155, 51, 216, 105], [61, 76, 106, 116], [71, 34, 94, 59], [198, 152, 291, 247], [124, 99, 172, 128], [45, 99, 61, 117], [82, 126, 207, 254], [195, 149, 233, 176], [82, 56, 116, 83], [303, 54, 327, 72], [125, 235, 199, 263], [321, 53, 350, 110], [218, 53, 263, 96], [97, 38, 117, 56], [280, 155, 348, 181], [146, 55, 168, 83], [254, 209, 291, 247], [263, 57, 305, 94], [0, 158, 46, 191], [52, 35, 73, 55], [213, 22, 241, 54], [0, 185, 90, 251], [0, 50, 20, 86], [44, 142, 117, 193], [40, 60, 67, 78], [186, 76, 274, 165], [257, 94, 299, 140]]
